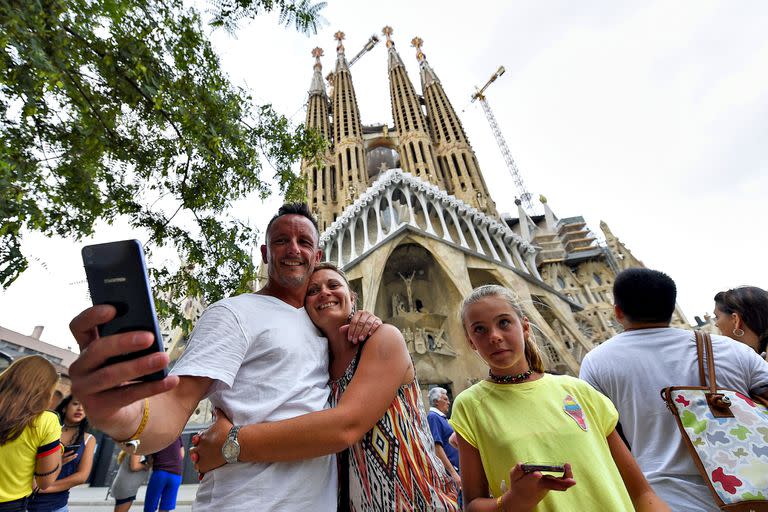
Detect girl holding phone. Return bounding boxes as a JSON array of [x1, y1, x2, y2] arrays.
[[28, 396, 96, 512], [450, 285, 669, 512]]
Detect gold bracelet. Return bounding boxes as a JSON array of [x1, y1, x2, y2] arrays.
[[116, 399, 150, 443], [497, 494, 504, 512]]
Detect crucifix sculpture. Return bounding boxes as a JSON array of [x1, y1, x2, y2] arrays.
[[398, 270, 416, 312]]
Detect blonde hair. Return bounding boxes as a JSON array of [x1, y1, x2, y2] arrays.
[[0, 355, 59, 444], [460, 285, 545, 373]]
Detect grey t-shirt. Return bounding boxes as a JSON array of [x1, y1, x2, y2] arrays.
[[171, 294, 337, 512], [580, 327, 768, 512]]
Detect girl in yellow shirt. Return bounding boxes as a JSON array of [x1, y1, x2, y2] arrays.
[[449, 285, 669, 512], [0, 356, 62, 511]]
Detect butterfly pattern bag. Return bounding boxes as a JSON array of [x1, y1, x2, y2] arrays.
[[661, 331, 768, 511]]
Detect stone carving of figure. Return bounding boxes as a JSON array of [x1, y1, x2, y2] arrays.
[[402, 327, 415, 352], [413, 327, 427, 354], [391, 293, 407, 317], [398, 270, 416, 312], [427, 327, 457, 357]]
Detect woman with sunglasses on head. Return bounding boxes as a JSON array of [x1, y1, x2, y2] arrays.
[[0, 356, 62, 512], [28, 395, 97, 512], [713, 286, 768, 360]]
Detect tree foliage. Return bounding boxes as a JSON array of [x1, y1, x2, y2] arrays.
[[0, 0, 326, 331], [210, 0, 328, 34]]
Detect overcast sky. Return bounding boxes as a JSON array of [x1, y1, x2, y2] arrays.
[[1, 0, 766, 350]]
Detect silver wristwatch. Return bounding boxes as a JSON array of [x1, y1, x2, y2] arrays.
[[221, 425, 241, 464]]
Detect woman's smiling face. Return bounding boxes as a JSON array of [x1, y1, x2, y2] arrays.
[[305, 268, 355, 330]]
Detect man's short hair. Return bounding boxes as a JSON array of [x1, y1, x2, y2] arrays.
[[428, 387, 447, 406], [613, 268, 677, 323], [265, 202, 320, 245]]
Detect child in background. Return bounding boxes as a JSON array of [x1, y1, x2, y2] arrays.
[[449, 285, 669, 512]]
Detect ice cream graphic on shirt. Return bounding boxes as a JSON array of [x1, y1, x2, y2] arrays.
[[563, 394, 588, 431]]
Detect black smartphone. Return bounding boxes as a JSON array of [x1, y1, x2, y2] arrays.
[[63, 444, 81, 453], [521, 464, 566, 475], [82, 240, 167, 382]]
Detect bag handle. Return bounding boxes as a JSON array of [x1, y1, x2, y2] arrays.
[[695, 331, 718, 392], [696, 330, 733, 413], [702, 331, 718, 395], [694, 331, 707, 386]]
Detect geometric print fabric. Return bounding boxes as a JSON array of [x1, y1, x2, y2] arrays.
[[330, 352, 459, 511]]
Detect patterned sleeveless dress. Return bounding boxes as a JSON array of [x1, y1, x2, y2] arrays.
[[329, 345, 459, 512]]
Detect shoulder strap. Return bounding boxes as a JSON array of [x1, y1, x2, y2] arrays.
[[702, 331, 719, 393], [695, 331, 707, 386], [351, 339, 368, 374]]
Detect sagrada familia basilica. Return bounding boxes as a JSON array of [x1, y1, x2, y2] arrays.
[[168, 27, 689, 406]]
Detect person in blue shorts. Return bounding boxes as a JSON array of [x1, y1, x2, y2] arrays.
[[144, 437, 184, 512]]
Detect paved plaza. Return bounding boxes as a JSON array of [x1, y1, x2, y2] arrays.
[[68, 483, 197, 511]]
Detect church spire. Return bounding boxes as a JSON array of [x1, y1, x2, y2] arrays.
[[415, 37, 497, 215], [301, 48, 334, 230], [383, 27, 440, 186], [334, 30, 349, 72], [331, 30, 367, 210]]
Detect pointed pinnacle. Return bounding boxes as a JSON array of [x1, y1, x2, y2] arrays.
[[411, 37, 425, 61], [382, 26, 394, 48], [334, 31, 345, 53]]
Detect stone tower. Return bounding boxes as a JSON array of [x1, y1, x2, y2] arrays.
[[383, 27, 441, 187], [301, 47, 336, 231], [413, 37, 497, 216], [331, 32, 368, 215]]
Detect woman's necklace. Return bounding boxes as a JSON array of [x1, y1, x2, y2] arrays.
[[488, 369, 533, 384]]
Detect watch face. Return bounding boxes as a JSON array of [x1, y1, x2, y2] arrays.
[[222, 441, 239, 461]]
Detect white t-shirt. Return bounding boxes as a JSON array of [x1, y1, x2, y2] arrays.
[[171, 294, 337, 512], [579, 327, 768, 512]]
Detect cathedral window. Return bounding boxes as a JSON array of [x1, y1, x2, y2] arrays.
[[557, 276, 566, 289], [593, 273, 603, 285], [452, 154, 462, 176]]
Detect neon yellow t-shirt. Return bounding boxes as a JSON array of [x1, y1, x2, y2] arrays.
[[449, 374, 634, 512], [0, 410, 62, 502]]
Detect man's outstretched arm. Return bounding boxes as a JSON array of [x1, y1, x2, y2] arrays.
[[69, 305, 211, 453]]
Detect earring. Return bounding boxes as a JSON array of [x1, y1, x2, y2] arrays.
[[733, 328, 745, 337], [347, 304, 357, 323]]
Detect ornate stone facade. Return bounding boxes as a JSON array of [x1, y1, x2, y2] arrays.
[[292, 28, 691, 398]]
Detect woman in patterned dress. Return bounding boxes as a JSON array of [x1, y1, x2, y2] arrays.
[[191, 262, 458, 511]]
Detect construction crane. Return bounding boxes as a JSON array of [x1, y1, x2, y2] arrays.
[[325, 34, 380, 99], [349, 34, 380, 67], [471, 66, 534, 212]]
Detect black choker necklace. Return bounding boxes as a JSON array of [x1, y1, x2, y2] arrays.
[[63, 423, 79, 429], [488, 369, 533, 384]]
